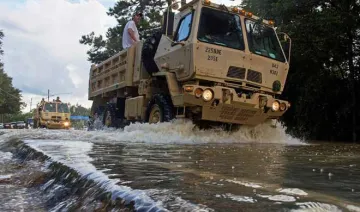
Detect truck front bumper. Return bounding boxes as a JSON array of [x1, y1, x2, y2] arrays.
[[42, 120, 71, 129], [182, 85, 290, 126]]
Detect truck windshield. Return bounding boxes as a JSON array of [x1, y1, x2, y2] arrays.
[[57, 103, 70, 113], [44, 103, 56, 112], [198, 7, 245, 50], [245, 19, 286, 62]]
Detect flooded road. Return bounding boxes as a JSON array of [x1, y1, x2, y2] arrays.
[[0, 121, 359, 211]]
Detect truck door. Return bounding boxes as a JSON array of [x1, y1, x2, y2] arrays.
[[155, 9, 194, 81], [244, 19, 288, 92]]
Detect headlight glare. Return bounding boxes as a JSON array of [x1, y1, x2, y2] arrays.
[[272, 101, 280, 111], [202, 89, 214, 101]]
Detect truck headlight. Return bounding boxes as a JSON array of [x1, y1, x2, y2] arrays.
[[195, 88, 203, 98], [280, 102, 287, 111], [64, 122, 69, 127], [272, 101, 280, 111], [202, 89, 213, 101]]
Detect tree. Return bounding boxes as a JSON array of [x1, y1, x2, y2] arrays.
[[70, 104, 91, 116], [0, 30, 25, 115], [3, 111, 33, 123], [69, 104, 91, 130], [241, 0, 360, 142], [80, 0, 171, 64]]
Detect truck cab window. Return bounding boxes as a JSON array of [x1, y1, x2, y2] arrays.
[[198, 7, 245, 50], [174, 13, 193, 42], [245, 19, 286, 62], [44, 103, 56, 112], [57, 103, 70, 113]]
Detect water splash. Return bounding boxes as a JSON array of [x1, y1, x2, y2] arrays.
[[291, 202, 342, 212], [0, 119, 304, 145], [276, 188, 308, 196]]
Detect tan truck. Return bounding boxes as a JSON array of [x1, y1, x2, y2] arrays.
[[33, 99, 71, 129], [88, 0, 292, 130]]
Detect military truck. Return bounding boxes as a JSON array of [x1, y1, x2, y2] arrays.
[[88, 0, 292, 130], [33, 98, 71, 129]]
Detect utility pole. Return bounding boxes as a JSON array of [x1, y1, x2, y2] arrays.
[[29, 98, 32, 112], [48, 89, 50, 101]]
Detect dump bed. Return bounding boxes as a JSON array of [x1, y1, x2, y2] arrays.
[[88, 46, 137, 100]]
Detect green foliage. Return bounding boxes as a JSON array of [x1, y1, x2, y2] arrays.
[[0, 30, 3, 56], [80, 0, 170, 64], [0, 30, 25, 115], [242, 0, 360, 141], [2, 111, 33, 123], [70, 104, 90, 116], [69, 104, 91, 130]]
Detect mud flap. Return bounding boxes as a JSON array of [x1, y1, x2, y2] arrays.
[[271, 119, 278, 128]]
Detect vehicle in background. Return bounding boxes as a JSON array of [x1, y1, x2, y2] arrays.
[[4, 123, 11, 129], [26, 118, 34, 129], [10, 122, 17, 129], [33, 98, 71, 129], [16, 121, 26, 129], [0, 123, 3, 129]]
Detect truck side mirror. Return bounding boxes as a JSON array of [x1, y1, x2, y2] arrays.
[[162, 10, 175, 37], [278, 32, 292, 64]]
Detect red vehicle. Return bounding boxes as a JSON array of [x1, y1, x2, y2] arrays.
[[4, 123, 12, 129]]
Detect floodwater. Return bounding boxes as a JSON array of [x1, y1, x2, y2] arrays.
[[0, 120, 359, 212]]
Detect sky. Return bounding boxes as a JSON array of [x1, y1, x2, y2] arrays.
[[0, 0, 241, 112]]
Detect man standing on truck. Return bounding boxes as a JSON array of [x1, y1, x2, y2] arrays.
[[122, 12, 143, 49]]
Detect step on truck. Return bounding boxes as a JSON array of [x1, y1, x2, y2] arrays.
[[88, 0, 292, 130]]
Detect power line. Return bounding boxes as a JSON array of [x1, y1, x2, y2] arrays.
[[0, 87, 20, 99]]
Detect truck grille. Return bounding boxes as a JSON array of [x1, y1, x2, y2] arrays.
[[247, 70, 262, 83], [51, 116, 62, 120], [227, 66, 246, 79], [234, 109, 257, 122], [219, 107, 257, 122]]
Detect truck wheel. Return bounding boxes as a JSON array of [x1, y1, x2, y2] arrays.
[[102, 103, 117, 128], [146, 94, 174, 123], [142, 31, 162, 75]]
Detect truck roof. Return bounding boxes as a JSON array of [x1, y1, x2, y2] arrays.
[[179, 0, 275, 26]]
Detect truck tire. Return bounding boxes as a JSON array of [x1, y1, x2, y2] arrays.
[[102, 103, 118, 128], [142, 31, 162, 75], [146, 94, 174, 123]]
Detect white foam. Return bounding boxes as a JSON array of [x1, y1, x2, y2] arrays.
[[292, 202, 342, 212], [0, 119, 304, 145], [226, 179, 263, 188], [224, 193, 257, 203], [276, 188, 308, 196], [0, 151, 13, 162], [258, 194, 296, 202], [347, 205, 360, 212], [145, 189, 214, 212], [0, 174, 12, 180]]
